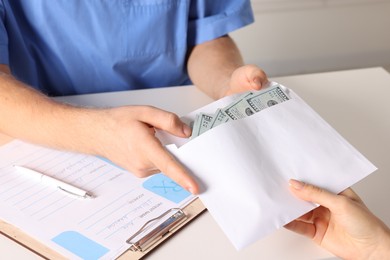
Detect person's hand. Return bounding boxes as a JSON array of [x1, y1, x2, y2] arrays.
[[95, 105, 199, 194], [285, 179, 390, 259], [223, 64, 268, 97]]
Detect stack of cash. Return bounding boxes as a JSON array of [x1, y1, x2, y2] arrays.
[[190, 84, 290, 139]]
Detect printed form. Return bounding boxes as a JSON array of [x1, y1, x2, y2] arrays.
[[0, 140, 194, 259]]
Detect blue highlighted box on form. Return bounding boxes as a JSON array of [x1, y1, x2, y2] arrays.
[[52, 231, 109, 260], [143, 173, 191, 203]]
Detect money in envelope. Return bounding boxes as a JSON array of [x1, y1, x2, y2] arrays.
[[156, 82, 377, 250], [190, 84, 290, 138]]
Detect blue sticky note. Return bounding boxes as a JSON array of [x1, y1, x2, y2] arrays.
[[143, 173, 190, 203], [52, 231, 109, 260]]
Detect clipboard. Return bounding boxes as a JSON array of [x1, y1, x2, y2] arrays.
[[0, 197, 205, 260], [119, 198, 205, 259], [0, 134, 206, 259]]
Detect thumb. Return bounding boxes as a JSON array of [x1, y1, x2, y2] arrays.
[[289, 179, 339, 210], [248, 66, 268, 91]]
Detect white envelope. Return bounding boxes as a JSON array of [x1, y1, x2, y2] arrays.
[[157, 82, 377, 250]]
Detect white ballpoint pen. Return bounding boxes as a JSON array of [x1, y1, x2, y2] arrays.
[[14, 165, 94, 199]]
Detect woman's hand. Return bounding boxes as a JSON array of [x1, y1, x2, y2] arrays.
[[285, 179, 390, 260]]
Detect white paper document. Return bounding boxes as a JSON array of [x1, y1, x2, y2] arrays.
[[0, 141, 195, 259], [157, 82, 377, 250]]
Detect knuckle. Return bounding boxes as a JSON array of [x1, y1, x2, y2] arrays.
[[130, 163, 151, 178], [165, 112, 180, 129]]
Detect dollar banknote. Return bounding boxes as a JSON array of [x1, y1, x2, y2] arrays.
[[209, 108, 230, 129], [190, 84, 289, 138], [222, 92, 255, 120], [191, 113, 213, 138], [246, 86, 289, 112]]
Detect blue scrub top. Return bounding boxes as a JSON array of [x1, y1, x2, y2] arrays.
[[0, 1, 254, 96]]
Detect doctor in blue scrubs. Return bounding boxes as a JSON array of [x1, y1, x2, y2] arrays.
[[0, 1, 268, 194]]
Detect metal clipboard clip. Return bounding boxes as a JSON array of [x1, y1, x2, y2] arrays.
[[126, 208, 187, 252]]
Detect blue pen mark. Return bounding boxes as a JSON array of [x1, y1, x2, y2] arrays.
[[143, 173, 190, 203], [52, 231, 109, 260]]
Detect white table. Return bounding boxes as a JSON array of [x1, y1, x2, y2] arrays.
[[1, 67, 390, 259]]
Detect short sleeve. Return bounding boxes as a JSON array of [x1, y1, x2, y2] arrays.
[[0, 1, 9, 64], [187, 0, 254, 46]]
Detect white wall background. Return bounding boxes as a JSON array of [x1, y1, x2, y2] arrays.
[[231, 0, 390, 76]]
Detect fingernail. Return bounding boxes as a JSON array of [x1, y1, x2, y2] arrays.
[[289, 179, 304, 190], [183, 124, 192, 137], [186, 185, 198, 195], [253, 78, 262, 86], [187, 186, 194, 194]]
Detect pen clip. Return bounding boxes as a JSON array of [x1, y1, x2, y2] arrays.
[[126, 208, 187, 252], [57, 186, 93, 199]]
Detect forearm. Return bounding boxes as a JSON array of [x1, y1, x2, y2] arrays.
[[0, 69, 105, 155], [187, 35, 244, 100]]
